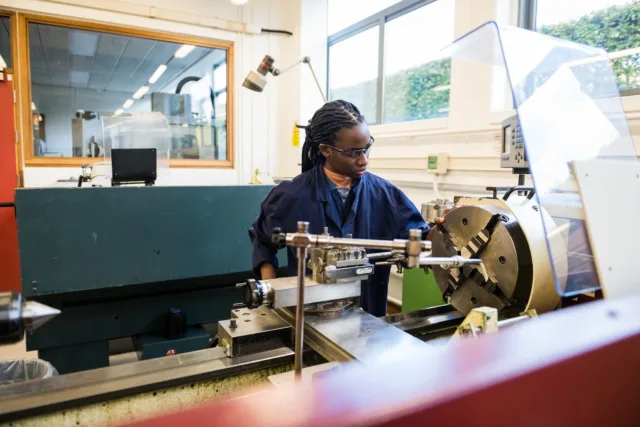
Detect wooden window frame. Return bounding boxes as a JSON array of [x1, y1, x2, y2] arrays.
[[14, 13, 235, 169]]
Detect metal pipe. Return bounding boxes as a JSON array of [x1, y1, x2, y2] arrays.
[[294, 221, 309, 379], [305, 60, 327, 103], [366, 251, 393, 260]]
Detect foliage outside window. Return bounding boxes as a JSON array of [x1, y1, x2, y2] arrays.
[[328, 0, 454, 125], [536, 0, 640, 92]]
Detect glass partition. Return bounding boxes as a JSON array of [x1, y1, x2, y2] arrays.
[[27, 21, 228, 161], [440, 22, 637, 296], [102, 112, 171, 178]]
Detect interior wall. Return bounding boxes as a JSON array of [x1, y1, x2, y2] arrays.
[[0, 0, 299, 187]]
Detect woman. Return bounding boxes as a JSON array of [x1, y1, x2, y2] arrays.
[[249, 100, 429, 316]]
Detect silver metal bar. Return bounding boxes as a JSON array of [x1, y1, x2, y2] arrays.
[[418, 256, 482, 267], [366, 251, 393, 260], [0, 346, 293, 422], [305, 61, 327, 103], [287, 235, 431, 252], [295, 221, 309, 379], [276, 58, 326, 102], [275, 58, 305, 75]]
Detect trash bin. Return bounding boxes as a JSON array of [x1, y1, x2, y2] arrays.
[[0, 359, 58, 386]]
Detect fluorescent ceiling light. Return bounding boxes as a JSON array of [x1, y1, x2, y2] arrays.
[[69, 30, 99, 57], [231, 0, 250, 4], [123, 99, 134, 109], [69, 71, 90, 86], [132, 86, 150, 100], [148, 65, 168, 84], [174, 45, 196, 59], [114, 109, 124, 116]]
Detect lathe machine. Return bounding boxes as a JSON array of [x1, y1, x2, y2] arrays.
[[2, 21, 640, 426]]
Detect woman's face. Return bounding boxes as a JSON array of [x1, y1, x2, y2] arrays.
[[320, 122, 371, 179]]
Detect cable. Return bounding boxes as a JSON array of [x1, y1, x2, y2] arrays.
[[432, 174, 442, 200], [261, 28, 293, 36]]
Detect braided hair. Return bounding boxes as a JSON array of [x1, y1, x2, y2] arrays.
[[301, 100, 366, 173]]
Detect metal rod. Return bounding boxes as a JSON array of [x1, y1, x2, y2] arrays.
[[305, 61, 327, 103], [319, 236, 429, 251], [366, 251, 393, 260], [275, 58, 305, 75], [294, 221, 309, 379], [418, 257, 482, 267]]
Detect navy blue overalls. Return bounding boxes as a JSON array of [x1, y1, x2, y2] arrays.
[[249, 163, 429, 317]]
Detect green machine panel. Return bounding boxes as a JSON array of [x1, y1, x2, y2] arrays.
[[16, 186, 280, 297], [402, 269, 444, 312], [14, 185, 286, 373]]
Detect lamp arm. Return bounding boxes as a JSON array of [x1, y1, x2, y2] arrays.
[[272, 57, 326, 103]]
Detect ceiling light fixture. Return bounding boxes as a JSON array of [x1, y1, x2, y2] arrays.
[[148, 65, 168, 84], [114, 109, 124, 116], [230, 0, 250, 5], [133, 86, 150, 100], [174, 45, 196, 59], [123, 99, 134, 109]]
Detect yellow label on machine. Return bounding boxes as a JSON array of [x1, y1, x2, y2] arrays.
[[292, 122, 300, 147]]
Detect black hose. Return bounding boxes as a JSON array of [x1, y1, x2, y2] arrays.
[[261, 28, 293, 36]]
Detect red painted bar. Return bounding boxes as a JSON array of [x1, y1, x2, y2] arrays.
[[127, 295, 640, 426]]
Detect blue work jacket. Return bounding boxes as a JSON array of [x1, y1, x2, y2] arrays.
[[249, 163, 430, 317]]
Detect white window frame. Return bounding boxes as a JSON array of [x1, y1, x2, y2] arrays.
[[327, 0, 443, 125]]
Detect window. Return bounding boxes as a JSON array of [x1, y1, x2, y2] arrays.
[[534, 0, 640, 92], [383, 1, 454, 123], [20, 16, 233, 167], [328, 0, 402, 35], [329, 26, 379, 123], [0, 16, 11, 68], [328, 0, 455, 125]]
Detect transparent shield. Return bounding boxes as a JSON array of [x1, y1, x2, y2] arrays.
[[102, 112, 172, 179], [441, 22, 637, 296]]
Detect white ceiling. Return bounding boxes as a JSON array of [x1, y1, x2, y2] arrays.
[[29, 23, 227, 93]]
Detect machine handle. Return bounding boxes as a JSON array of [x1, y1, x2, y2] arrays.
[[0, 202, 15, 208], [502, 186, 535, 201]]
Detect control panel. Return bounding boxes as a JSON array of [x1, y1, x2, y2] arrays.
[[500, 115, 528, 172]]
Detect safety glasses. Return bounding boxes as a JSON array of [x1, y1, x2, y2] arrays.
[[323, 137, 375, 159]]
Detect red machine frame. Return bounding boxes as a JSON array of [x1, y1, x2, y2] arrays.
[[0, 72, 21, 293], [128, 295, 640, 426]]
